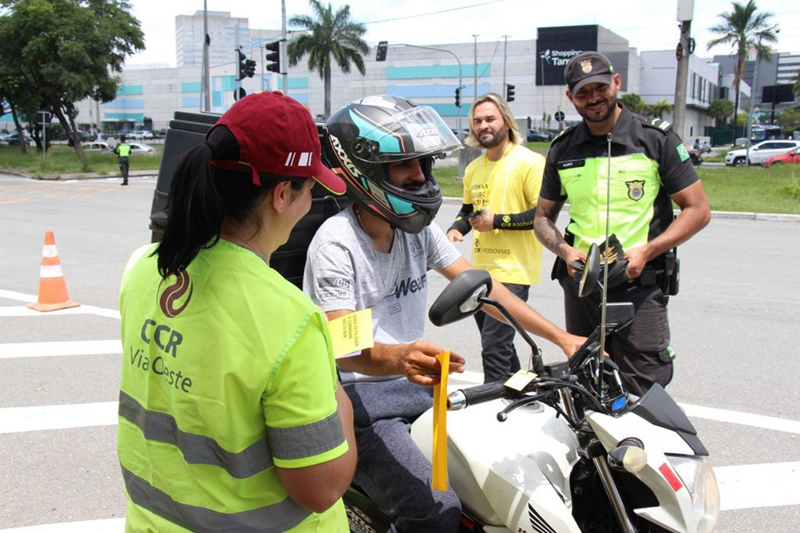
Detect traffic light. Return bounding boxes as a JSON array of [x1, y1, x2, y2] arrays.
[[455, 87, 461, 108], [266, 41, 282, 74], [236, 50, 247, 80], [505, 83, 516, 102], [376, 41, 388, 62], [243, 59, 256, 78]]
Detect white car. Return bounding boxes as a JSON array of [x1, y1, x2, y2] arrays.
[[128, 142, 158, 155], [725, 139, 800, 166], [81, 141, 113, 152]]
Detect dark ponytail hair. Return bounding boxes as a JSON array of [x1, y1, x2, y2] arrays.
[[154, 125, 272, 279]]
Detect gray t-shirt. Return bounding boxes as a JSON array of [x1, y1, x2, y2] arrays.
[[304, 205, 461, 381]]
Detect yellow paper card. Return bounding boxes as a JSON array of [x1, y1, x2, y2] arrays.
[[504, 370, 537, 392], [432, 350, 450, 492], [327, 309, 374, 359]]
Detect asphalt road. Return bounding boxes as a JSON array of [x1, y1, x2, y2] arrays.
[[0, 173, 798, 532]]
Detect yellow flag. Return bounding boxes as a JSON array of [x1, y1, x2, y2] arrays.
[[432, 351, 450, 491]]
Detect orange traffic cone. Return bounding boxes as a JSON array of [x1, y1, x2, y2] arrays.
[[27, 231, 80, 312]]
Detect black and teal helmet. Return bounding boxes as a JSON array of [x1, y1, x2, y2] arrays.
[[323, 95, 461, 234]]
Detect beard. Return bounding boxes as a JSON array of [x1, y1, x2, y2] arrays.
[[578, 95, 618, 124], [478, 126, 508, 149]]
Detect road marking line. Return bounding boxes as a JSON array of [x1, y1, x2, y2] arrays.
[[679, 403, 800, 435], [1, 518, 125, 532], [0, 340, 122, 359], [0, 305, 120, 319], [0, 290, 120, 319], [716, 462, 800, 510], [0, 402, 118, 434]]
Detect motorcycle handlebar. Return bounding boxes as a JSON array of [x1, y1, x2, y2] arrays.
[[447, 381, 512, 411]]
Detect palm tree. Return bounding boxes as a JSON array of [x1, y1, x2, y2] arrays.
[[288, 0, 369, 118], [707, 0, 778, 140], [648, 100, 673, 120]]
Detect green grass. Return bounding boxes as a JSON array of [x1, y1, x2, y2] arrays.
[[698, 165, 800, 213], [433, 150, 800, 215], [0, 144, 161, 178], [4, 143, 800, 214]]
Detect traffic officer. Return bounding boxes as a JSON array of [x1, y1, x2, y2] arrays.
[[114, 134, 131, 185], [533, 51, 711, 396]]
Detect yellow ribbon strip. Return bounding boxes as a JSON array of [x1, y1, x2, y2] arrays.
[[432, 350, 450, 491]]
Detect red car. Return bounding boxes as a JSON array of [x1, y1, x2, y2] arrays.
[[762, 146, 800, 168]]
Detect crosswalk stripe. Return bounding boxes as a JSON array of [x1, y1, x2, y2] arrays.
[[716, 462, 800, 510], [0, 340, 122, 359], [0, 305, 120, 319], [0, 402, 118, 434], [1, 518, 125, 532]]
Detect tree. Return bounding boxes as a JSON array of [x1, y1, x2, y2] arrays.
[[0, 0, 144, 161], [708, 98, 735, 126], [707, 1, 778, 143], [619, 93, 649, 115], [287, 0, 369, 119], [776, 107, 800, 135], [649, 100, 673, 119]]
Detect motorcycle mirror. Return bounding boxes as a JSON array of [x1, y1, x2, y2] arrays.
[[578, 243, 601, 298], [429, 269, 493, 327]]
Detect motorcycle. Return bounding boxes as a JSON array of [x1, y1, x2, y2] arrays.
[[343, 243, 720, 533]]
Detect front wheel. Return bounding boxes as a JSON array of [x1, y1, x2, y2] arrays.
[[734, 157, 747, 167]]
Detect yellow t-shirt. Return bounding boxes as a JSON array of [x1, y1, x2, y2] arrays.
[[462, 144, 545, 285]]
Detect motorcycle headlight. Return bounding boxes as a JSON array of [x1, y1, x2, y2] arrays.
[[667, 455, 720, 533]]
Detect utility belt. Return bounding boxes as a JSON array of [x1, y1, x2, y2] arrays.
[[552, 231, 680, 296]]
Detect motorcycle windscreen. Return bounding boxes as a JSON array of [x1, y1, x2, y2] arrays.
[[631, 384, 708, 456]]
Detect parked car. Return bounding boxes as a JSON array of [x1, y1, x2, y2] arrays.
[[724, 139, 800, 166], [526, 129, 552, 142], [761, 146, 800, 168], [7, 131, 33, 146], [128, 142, 158, 155], [81, 141, 113, 152], [127, 130, 154, 141]]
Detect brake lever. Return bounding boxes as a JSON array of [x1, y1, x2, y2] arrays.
[[496, 392, 549, 422]]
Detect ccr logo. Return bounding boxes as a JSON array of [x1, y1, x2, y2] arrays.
[[160, 271, 193, 318]]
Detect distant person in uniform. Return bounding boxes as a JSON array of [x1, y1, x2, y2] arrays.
[[114, 135, 131, 186]]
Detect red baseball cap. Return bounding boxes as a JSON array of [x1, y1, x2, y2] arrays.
[[207, 91, 346, 195]]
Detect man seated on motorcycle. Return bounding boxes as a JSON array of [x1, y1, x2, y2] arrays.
[[303, 95, 585, 532]]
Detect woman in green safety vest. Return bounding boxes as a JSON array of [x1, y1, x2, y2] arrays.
[[117, 91, 356, 532]]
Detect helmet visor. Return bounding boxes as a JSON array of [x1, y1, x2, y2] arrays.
[[350, 105, 462, 163]]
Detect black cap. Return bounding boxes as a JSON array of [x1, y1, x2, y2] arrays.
[[564, 51, 615, 94]]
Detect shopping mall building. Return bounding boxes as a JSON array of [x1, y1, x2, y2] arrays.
[[7, 11, 798, 142]]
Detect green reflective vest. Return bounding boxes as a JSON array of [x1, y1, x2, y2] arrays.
[[118, 241, 349, 532], [116, 143, 131, 157]]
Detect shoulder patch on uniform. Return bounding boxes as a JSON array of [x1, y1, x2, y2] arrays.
[[643, 117, 672, 134], [676, 143, 690, 162]]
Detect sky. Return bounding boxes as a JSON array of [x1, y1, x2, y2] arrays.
[[125, 0, 800, 68]]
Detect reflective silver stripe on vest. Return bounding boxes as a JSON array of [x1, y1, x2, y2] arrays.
[[268, 409, 345, 461], [121, 466, 310, 533], [118, 391, 271, 478]]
